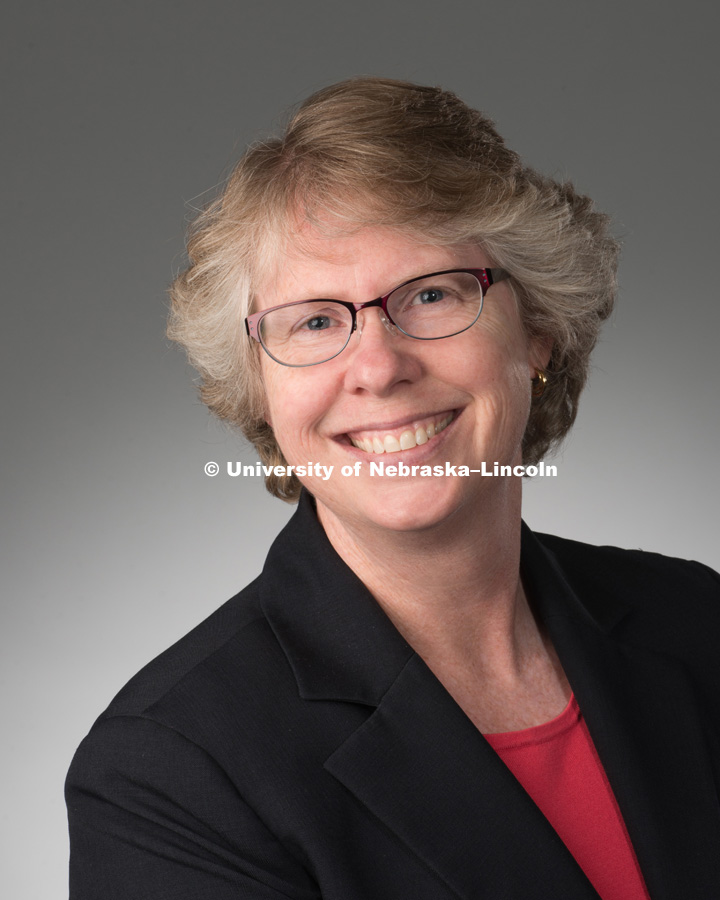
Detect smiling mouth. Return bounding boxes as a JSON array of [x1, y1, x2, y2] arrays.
[[345, 412, 456, 454]]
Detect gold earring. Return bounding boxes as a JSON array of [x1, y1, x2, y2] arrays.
[[531, 369, 547, 398]]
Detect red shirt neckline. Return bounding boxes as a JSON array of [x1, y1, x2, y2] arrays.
[[484, 694, 579, 748]]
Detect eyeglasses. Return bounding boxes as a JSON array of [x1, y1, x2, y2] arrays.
[[245, 268, 507, 367]]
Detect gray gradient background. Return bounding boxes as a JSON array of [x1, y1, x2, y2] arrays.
[[3, 0, 719, 895]]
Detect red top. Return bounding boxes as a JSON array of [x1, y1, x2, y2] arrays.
[[485, 696, 651, 900]]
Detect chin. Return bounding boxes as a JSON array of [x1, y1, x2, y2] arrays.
[[334, 478, 474, 536]]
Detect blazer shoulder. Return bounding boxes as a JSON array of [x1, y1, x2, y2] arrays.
[[98, 573, 276, 722], [534, 529, 720, 652], [536, 530, 720, 595]]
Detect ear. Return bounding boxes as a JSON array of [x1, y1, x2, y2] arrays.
[[528, 334, 553, 373]]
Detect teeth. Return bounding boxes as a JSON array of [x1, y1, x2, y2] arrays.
[[399, 430, 416, 450], [350, 414, 454, 454]]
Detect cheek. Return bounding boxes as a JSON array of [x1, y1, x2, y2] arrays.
[[461, 330, 533, 447], [474, 369, 531, 439], [464, 323, 531, 393], [260, 368, 278, 429], [261, 366, 333, 449], [261, 359, 303, 428], [261, 365, 297, 437], [263, 379, 294, 440]]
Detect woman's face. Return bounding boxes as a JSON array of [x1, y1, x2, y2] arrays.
[[257, 225, 550, 536]]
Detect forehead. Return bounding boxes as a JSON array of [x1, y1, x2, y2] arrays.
[[254, 219, 488, 307]]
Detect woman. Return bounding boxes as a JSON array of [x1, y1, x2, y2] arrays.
[[66, 78, 720, 899]]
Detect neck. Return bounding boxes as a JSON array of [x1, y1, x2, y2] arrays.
[[316, 476, 570, 732], [316, 476, 527, 667]]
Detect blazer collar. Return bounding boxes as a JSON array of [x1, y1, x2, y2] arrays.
[[260, 495, 720, 898], [259, 491, 414, 705], [520, 519, 632, 632]]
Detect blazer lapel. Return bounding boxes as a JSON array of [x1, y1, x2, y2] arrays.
[[325, 652, 600, 899], [525, 528, 720, 899]]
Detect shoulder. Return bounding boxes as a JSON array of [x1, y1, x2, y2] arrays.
[[99, 574, 278, 720], [66, 563, 319, 821], [535, 530, 720, 595], [78, 570, 314, 771], [65, 571, 329, 895], [66, 589, 321, 899], [68, 492, 376, 804], [532, 529, 720, 654], [66, 531, 364, 796]]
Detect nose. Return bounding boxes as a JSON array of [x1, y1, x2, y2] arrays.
[[355, 304, 398, 338], [342, 307, 421, 396]]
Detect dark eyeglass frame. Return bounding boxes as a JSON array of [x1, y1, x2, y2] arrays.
[[245, 267, 508, 367]]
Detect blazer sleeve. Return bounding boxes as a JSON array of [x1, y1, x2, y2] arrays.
[[65, 715, 320, 900]]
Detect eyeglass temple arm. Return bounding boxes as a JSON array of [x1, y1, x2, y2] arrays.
[[488, 268, 509, 286]]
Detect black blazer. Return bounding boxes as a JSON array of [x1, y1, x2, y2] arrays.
[[66, 494, 720, 899]]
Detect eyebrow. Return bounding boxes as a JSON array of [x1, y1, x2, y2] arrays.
[[278, 268, 468, 304]]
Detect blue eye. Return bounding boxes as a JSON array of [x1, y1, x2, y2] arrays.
[[306, 316, 331, 330], [416, 289, 445, 305]]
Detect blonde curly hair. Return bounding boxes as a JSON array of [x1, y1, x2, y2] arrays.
[[168, 77, 619, 501]]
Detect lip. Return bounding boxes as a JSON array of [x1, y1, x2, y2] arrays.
[[334, 408, 462, 461], [343, 408, 457, 436]]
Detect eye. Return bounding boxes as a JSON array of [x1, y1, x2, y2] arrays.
[[287, 304, 350, 339], [304, 315, 332, 331], [411, 288, 446, 306], [386, 271, 483, 339]]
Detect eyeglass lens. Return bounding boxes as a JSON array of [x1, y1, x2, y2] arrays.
[[258, 271, 484, 366]]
